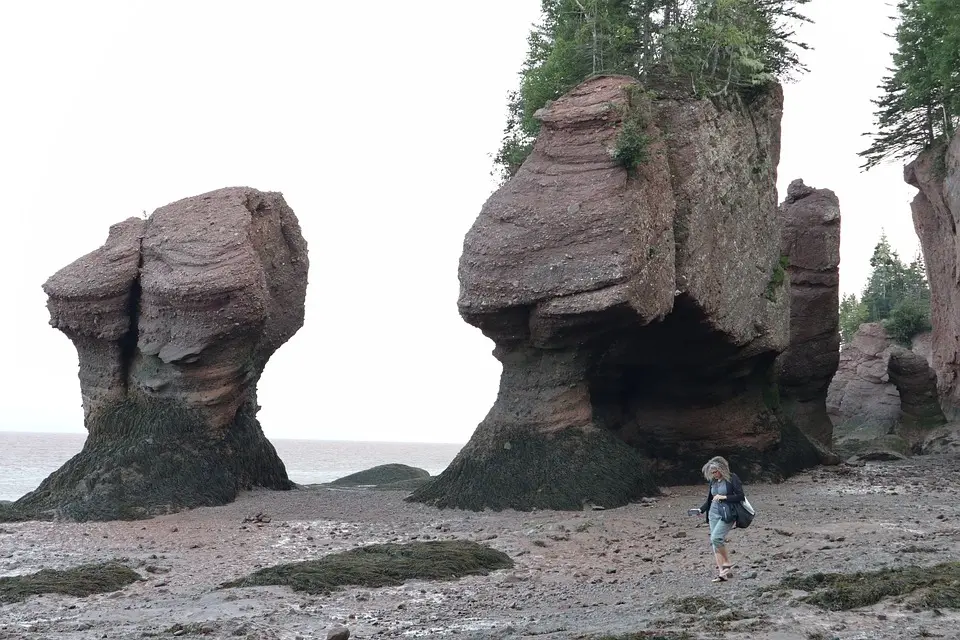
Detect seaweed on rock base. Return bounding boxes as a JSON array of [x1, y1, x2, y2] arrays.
[[406, 426, 657, 511]]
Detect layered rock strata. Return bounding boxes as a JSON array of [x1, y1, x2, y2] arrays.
[[776, 179, 841, 450], [13, 188, 307, 521], [410, 76, 822, 512], [905, 132, 960, 418]]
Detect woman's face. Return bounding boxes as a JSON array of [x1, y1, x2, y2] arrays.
[[711, 469, 723, 480]]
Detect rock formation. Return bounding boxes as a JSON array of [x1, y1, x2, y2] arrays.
[[827, 323, 901, 442], [827, 323, 946, 457], [887, 346, 947, 442], [13, 188, 307, 521], [776, 179, 841, 451], [905, 132, 960, 418], [409, 76, 822, 512]]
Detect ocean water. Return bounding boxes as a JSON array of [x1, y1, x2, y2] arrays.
[[0, 432, 463, 502]]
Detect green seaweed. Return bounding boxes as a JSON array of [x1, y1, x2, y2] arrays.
[[221, 540, 512, 595], [0, 561, 139, 603]]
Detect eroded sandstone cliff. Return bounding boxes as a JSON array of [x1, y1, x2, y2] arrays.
[[410, 76, 822, 511], [905, 132, 960, 418], [12, 188, 307, 521]]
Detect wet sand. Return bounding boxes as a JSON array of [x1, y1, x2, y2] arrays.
[[2, 455, 959, 639]]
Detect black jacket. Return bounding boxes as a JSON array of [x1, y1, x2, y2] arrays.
[[699, 472, 744, 523]]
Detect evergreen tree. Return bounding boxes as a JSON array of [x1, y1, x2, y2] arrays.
[[494, 0, 811, 180], [860, 0, 960, 169], [839, 292, 867, 344]]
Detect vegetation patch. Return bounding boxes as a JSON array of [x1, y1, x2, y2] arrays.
[[592, 633, 693, 640], [221, 540, 512, 595], [776, 562, 960, 611], [612, 85, 654, 174], [328, 464, 429, 488], [0, 561, 140, 603], [764, 254, 789, 301], [673, 594, 725, 614]]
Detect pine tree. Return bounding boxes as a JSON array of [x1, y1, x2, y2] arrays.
[[860, 0, 960, 170]]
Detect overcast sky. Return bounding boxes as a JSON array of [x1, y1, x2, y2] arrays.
[[0, 1, 917, 443]]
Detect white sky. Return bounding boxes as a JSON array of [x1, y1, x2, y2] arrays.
[[0, 1, 919, 443]]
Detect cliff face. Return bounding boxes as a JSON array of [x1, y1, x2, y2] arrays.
[[13, 188, 308, 522], [776, 180, 841, 449], [411, 76, 822, 512], [905, 133, 960, 418]]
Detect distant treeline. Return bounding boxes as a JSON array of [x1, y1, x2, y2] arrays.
[[839, 233, 931, 346]]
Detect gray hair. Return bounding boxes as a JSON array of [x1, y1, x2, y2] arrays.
[[701, 456, 731, 482]]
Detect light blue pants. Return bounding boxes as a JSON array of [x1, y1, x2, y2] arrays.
[[709, 515, 734, 551]]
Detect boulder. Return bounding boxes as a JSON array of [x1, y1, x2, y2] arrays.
[[905, 132, 960, 418], [13, 188, 307, 521], [410, 76, 821, 512], [776, 179, 841, 452], [329, 464, 430, 487]]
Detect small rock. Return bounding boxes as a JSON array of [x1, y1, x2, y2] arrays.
[[327, 625, 350, 640]]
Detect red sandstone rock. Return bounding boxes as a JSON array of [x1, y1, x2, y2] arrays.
[[23, 188, 308, 521]]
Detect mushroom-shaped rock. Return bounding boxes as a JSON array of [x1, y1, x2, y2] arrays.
[[409, 76, 821, 512], [15, 188, 307, 521], [887, 345, 947, 443]]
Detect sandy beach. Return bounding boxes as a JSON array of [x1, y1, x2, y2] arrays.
[[2, 455, 959, 640]]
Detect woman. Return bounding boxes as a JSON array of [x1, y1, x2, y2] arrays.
[[695, 456, 744, 582]]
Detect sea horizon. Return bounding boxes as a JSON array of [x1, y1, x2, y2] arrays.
[[0, 431, 463, 502]]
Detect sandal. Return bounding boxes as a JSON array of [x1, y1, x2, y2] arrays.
[[711, 573, 728, 583]]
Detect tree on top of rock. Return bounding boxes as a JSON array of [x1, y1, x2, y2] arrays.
[[495, 0, 812, 180], [860, 0, 960, 170]]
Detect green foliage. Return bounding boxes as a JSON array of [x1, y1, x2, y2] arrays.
[[764, 253, 789, 300], [494, 0, 811, 180], [777, 562, 960, 611], [841, 234, 931, 345], [886, 295, 932, 345], [613, 85, 653, 172], [0, 562, 139, 603], [838, 292, 868, 344], [221, 540, 513, 595], [860, 0, 960, 169]]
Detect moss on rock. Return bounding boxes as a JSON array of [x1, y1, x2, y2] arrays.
[[407, 426, 656, 511], [221, 540, 512, 594], [5, 395, 290, 522], [0, 562, 140, 603], [329, 464, 429, 487]]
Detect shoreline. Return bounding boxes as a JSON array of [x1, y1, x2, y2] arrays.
[[2, 456, 959, 639]]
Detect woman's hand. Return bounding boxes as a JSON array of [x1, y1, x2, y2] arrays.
[[712, 494, 726, 502]]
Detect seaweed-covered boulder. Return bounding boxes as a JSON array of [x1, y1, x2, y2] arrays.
[[12, 188, 307, 521], [776, 179, 841, 452], [329, 464, 430, 488], [410, 76, 821, 512]]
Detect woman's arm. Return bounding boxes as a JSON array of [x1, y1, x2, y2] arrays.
[[723, 474, 745, 504]]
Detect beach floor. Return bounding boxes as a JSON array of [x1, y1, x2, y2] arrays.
[[2, 455, 959, 640]]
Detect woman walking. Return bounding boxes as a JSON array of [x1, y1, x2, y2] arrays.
[[696, 456, 744, 582]]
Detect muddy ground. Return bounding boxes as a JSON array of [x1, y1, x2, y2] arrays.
[[1, 455, 959, 640]]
